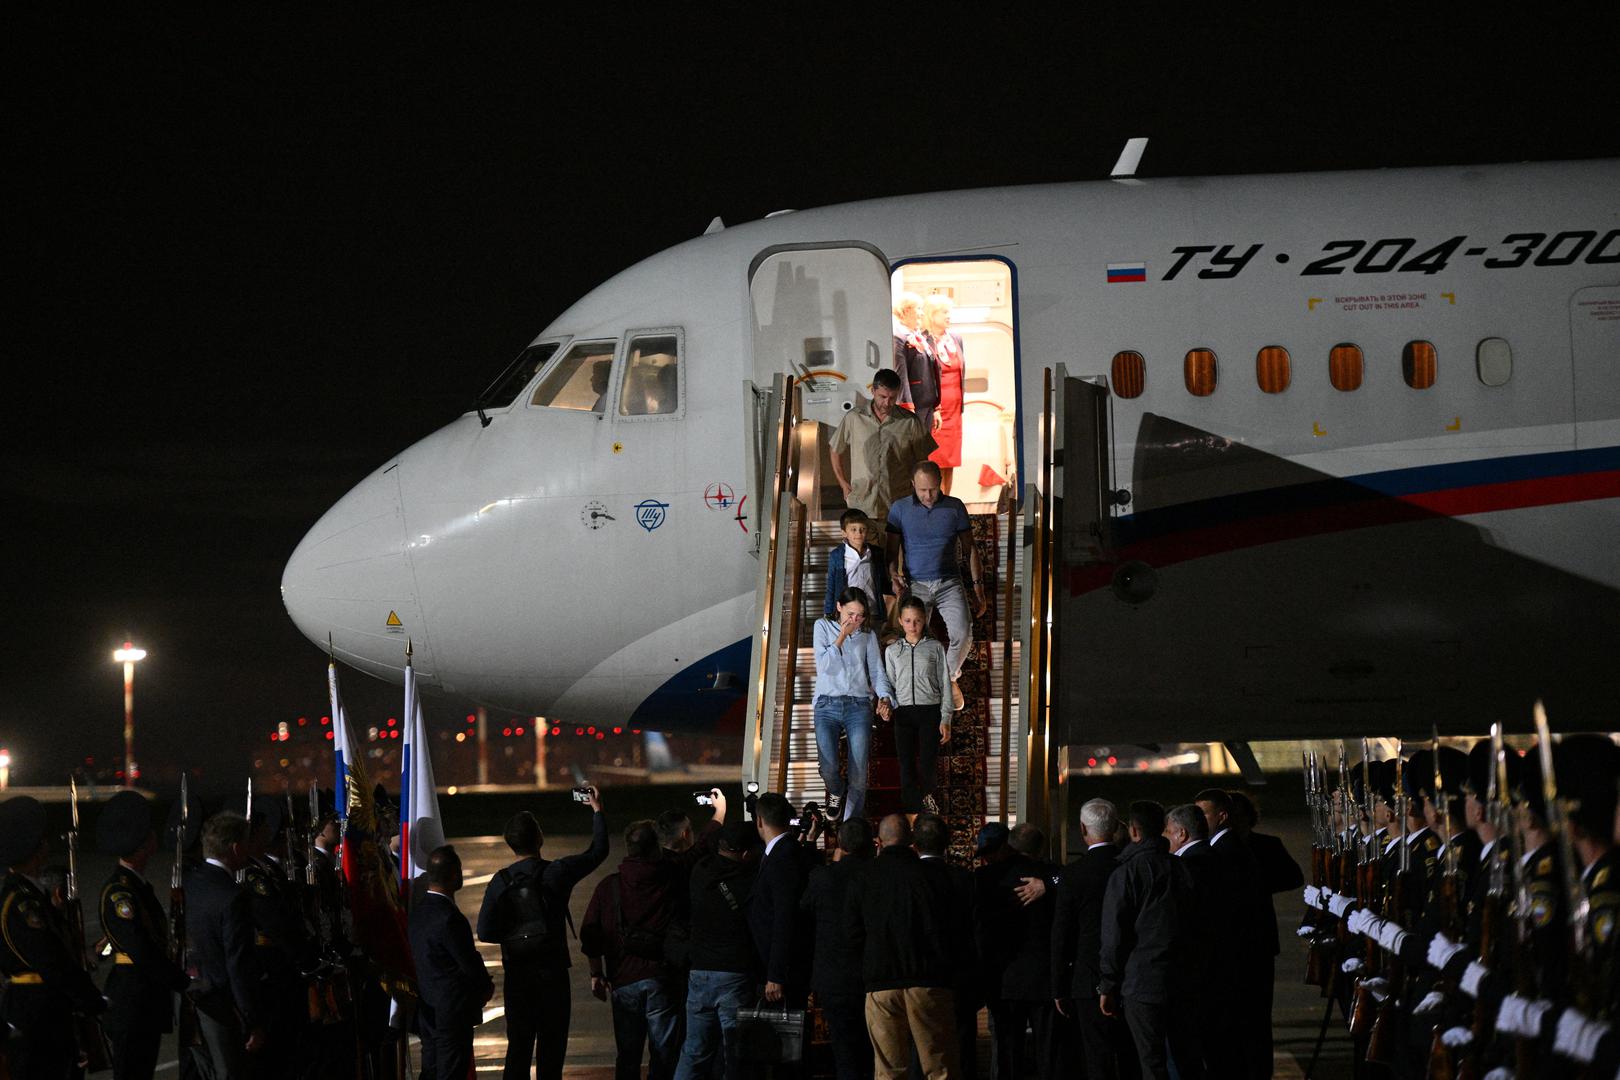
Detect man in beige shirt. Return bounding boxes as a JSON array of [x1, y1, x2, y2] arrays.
[[830, 368, 935, 530]]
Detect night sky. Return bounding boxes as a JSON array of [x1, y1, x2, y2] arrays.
[[6, 11, 1618, 791]]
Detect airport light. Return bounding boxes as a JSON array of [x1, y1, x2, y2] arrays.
[[112, 641, 147, 787], [0, 747, 11, 789]]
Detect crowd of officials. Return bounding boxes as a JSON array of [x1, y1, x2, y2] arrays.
[[3, 774, 1304, 1080], [6, 730, 1616, 1079]]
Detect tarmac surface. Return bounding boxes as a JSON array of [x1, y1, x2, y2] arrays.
[[75, 812, 1352, 1078]]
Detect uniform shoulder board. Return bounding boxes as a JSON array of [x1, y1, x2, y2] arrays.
[[1536, 856, 1553, 877]]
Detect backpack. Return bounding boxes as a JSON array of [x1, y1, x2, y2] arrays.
[[495, 865, 556, 961], [612, 876, 667, 961]]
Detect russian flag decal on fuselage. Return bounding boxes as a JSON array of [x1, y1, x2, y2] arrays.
[[1107, 262, 1147, 283]]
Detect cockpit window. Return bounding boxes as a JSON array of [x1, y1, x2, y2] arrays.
[[480, 341, 560, 409], [530, 340, 616, 411], [619, 333, 680, 416]]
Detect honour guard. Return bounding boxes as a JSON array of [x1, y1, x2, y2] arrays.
[[243, 796, 312, 1074], [96, 789, 190, 1080], [0, 795, 107, 1080]]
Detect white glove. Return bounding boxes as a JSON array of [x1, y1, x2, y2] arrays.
[[1296, 925, 1316, 938], [1303, 885, 1322, 909], [1363, 976, 1390, 1003], [1413, 990, 1446, 1015], [1552, 1006, 1612, 1065], [1496, 993, 1553, 1038], [1460, 960, 1489, 998], [1327, 891, 1356, 918], [1440, 1025, 1472, 1048], [1341, 956, 1364, 974], [1375, 918, 1408, 954], [1427, 932, 1467, 972], [1481, 1069, 1513, 1080], [1345, 907, 1375, 936]]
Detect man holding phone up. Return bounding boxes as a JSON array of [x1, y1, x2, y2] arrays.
[[478, 784, 609, 1080]]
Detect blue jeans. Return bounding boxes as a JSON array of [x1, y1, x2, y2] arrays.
[[814, 695, 873, 820], [674, 970, 756, 1080], [611, 977, 680, 1080]]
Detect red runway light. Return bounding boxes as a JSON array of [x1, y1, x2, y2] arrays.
[[595, 732, 604, 740], [386, 717, 397, 727], [502, 728, 513, 737], [587, 727, 596, 735], [550, 727, 560, 737], [320, 716, 330, 725], [324, 731, 334, 741], [575, 728, 584, 736], [1106, 756, 1117, 766], [297, 716, 307, 726], [1087, 757, 1097, 767], [612, 727, 622, 735], [514, 727, 525, 736], [466, 714, 476, 723]]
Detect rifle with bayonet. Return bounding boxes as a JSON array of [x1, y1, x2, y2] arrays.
[[65, 778, 114, 1072], [1350, 740, 1382, 1038], [1534, 703, 1595, 1018], [1303, 750, 1329, 986], [1426, 730, 1460, 1080], [1503, 728, 1538, 1078], [1367, 741, 1410, 1065], [171, 774, 202, 1048], [1456, 724, 1510, 1080]]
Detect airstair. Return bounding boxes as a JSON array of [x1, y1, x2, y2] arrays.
[[741, 374, 1064, 857]]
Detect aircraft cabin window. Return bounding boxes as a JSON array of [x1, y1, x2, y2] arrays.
[[1111, 351, 1145, 399], [619, 333, 681, 417], [530, 340, 617, 412], [1476, 337, 1512, 387], [1256, 346, 1291, 394], [1329, 343, 1364, 391], [1184, 348, 1218, 397], [1402, 340, 1438, 390], [480, 342, 560, 409]]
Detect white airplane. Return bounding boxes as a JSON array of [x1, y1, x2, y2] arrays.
[[282, 156, 1620, 743]]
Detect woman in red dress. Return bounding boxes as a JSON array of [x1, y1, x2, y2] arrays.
[[924, 294, 964, 493]]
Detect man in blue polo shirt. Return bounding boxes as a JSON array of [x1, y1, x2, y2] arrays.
[[886, 460, 985, 712]]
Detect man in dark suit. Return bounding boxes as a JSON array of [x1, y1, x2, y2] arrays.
[[1051, 797, 1132, 1080], [914, 813, 978, 1079], [410, 845, 494, 1080], [847, 815, 959, 1079], [476, 785, 609, 1080], [1194, 788, 1266, 1079], [801, 817, 876, 1080], [185, 811, 268, 1080], [95, 790, 189, 1080], [747, 793, 810, 1009], [1099, 801, 1202, 1080], [982, 823, 1060, 1079]]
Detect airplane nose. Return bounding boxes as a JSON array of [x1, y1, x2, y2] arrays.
[[282, 465, 425, 681]]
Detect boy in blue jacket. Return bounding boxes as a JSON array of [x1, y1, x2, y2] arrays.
[[824, 508, 893, 621]]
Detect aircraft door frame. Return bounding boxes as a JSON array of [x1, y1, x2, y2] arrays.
[[890, 254, 1025, 507]]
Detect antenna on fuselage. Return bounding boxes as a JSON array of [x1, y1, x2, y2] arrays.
[[1110, 137, 1149, 181], [703, 216, 725, 235]]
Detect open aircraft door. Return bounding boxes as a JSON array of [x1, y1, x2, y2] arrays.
[[748, 243, 891, 427]]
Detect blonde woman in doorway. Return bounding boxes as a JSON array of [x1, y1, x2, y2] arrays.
[[923, 294, 964, 494]]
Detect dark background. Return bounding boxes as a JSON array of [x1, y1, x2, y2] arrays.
[[5, 10, 1618, 791]]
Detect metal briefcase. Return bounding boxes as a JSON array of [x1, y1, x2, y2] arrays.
[[735, 1004, 807, 1064]]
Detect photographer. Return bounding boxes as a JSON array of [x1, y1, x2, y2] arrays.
[[673, 820, 759, 1080], [477, 784, 609, 1080]]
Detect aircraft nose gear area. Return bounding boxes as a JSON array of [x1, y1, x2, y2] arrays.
[[282, 463, 427, 681]]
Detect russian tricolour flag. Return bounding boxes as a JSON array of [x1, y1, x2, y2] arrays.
[[399, 651, 444, 883], [1107, 262, 1147, 284]]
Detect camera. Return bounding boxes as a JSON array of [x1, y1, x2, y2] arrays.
[[571, 786, 594, 804], [693, 790, 714, 807]]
